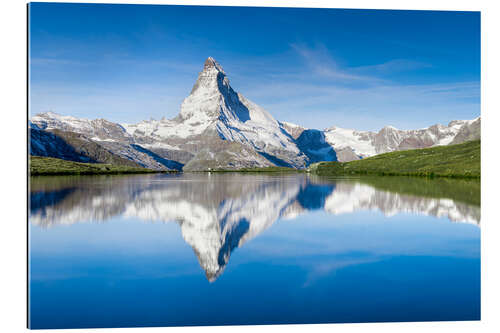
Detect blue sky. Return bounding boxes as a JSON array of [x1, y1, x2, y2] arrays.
[[29, 3, 480, 131]]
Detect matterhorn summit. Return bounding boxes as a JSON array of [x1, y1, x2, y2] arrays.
[[121, 57, 309, 170], [30, 57, 480, 170], [178, 57, 307, 167], [177, 57, 230, 122]]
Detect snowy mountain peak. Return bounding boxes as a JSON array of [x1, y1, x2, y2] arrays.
[[36, 111, 82, 122], [180, 57, 234, 122], [29, 56, 480, 171], [175, 57, 308, 168], [203, 56, 225, 74], [382, 125, 398, 130], [41, 111, 59, 118], [180, 57, 266, 126], [324, 117, 480, 161], [193, 57, 226, 91]]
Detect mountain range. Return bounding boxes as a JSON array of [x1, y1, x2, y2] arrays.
[[29, 57, 481, 171]]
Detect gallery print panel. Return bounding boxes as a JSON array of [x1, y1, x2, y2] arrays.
[[28, 2, 480, 329]]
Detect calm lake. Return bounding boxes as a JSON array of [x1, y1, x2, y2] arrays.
[[28, 173, 480, 329]]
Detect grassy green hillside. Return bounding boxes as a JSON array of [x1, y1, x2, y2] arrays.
[[30, 156, 163, 176], [309, 140, 480, 179]]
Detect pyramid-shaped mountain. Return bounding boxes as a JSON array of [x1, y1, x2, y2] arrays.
[[30, 57, 480, 170], [122, 57, 309, 170]]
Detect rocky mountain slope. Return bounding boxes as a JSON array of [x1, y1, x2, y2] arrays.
[[451, 117, 481, 144], [30, 57, 480, 169], [30, 126, 141, 167], [30, 115, 182, 170], [324, 117, 480, 161], [121, 57, 308, 170]]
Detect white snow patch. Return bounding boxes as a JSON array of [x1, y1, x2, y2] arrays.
[[324, 127, 377, 156]]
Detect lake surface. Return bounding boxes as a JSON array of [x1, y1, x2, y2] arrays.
[[28, 173, 480, 329]]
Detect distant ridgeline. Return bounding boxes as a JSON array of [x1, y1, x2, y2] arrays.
[[29, 57, 480, 175]]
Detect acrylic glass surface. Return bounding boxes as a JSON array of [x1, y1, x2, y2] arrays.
[[29, 174, 480, 329]]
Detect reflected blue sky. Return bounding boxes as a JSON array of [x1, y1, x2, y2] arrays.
[[29, 174, 480, 328]]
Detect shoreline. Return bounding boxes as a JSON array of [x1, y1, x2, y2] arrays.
[[29, 140, 480, 178], [29, 156, 176, 176], [29, 169, 478, 178], [29, 170, 170, 176]]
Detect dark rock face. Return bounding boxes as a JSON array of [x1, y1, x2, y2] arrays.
[[95, 141, 183, 171], [335, 147, 362, 162], [398, 136, 435, 150], [29, 128, 140, 167], [30, 128, 182, 171], [30, 128, 93, 163], [183, 138, 272, 172], [281, 122, 305, 140], [32, 113, 134, 143], [451, 118, 481, 144], [130, 144, 184, 170], [145, 148, 194, 166], [373, 126, 402, 153]]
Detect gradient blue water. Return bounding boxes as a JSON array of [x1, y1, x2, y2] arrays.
[[28, 174, 480, 329]]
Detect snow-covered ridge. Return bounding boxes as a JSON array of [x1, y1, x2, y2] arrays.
[[33, 108, 479, 165], [32, 111, 134, 143], [324, 127, 377, 157], [30, 57, 480, 167], [324, 116, 480, 160], [105, 57, 308, 168]]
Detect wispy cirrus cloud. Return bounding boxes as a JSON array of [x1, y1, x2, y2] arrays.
[[290, 43, 432, 83], [353, 59, 432, 74], [243, 79, 479, 130], [290, 43, 382, 84], [30, 42, 479, 131], [237, 44, 479, 131]]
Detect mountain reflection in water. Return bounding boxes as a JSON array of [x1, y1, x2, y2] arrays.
[[29, 173, 480, 281]]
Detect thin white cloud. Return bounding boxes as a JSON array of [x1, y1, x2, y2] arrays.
[[29, 43, 479, 131], [290, 43, 381, 83], [290, 43, 434, 82], [353, 59, 432, 74], [242, 80, 479, 131], [230, 43, 480, 130]]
